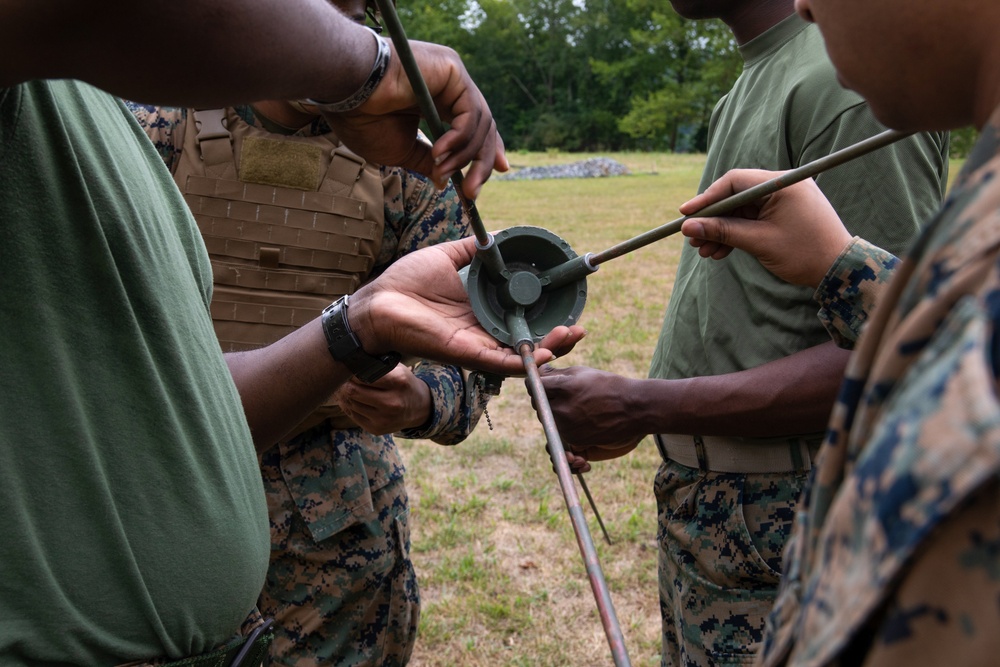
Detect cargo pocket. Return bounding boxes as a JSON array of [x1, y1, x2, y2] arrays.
[[656, 461, 800, 666], [278, 425, 375, 543]]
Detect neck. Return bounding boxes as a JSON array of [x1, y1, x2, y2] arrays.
[[973, 37, 1000, 130]]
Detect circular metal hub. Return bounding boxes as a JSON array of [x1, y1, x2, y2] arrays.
[[460, 226, 587, 346]]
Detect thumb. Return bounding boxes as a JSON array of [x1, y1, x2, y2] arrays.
[[681, 216, 751, 250]]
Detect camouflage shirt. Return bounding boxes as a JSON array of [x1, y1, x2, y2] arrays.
[[758, 111, 1000, 665], [128, 103, 488, 541]]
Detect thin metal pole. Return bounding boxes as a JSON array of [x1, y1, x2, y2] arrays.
[[373, 0, 508, 281], [519, 342, 632, 667], [538, 128, 914, 290], [578, 472, 613, 545]]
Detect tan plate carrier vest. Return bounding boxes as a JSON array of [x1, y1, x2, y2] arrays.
[[174, 108, 386, 435]]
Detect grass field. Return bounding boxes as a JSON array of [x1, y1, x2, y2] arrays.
[[400, 151, 966, 667], [401, 152, 703, 667]]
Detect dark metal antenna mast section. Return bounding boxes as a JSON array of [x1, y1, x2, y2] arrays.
[[536, 128, 913, 291], [373, 0, 509, 283]]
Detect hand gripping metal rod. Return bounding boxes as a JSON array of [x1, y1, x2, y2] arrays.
[[537, 128, 914, 290], [519, 342, 632, 666], [373, 0, 508, 282]]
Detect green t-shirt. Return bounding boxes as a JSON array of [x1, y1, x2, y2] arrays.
[[649, 16, 949, 430], [0, 80, 269, 664]]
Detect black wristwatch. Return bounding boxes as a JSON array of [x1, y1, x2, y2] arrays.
[[321, 295, 401, 383]]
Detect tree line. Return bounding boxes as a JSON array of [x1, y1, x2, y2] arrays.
[[400, 0, 741, 153], [399, 0, 976, 156]]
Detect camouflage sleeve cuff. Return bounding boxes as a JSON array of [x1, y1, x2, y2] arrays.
[[814, 236, 899, 348], [398, 362, 484, 445]]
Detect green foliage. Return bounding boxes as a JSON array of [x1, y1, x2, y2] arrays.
[[949, 125, 979, 159], [399, 0, 740, 151], [596, 2, 741, 151]]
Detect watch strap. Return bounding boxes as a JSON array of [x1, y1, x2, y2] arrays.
[[322, 295, 401, 383]]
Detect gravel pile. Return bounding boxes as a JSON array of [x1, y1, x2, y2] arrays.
[[496, 157, 630, 181]]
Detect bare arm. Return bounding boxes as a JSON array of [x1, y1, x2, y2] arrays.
[[1, 0, 377, 106], [653, 340, 848, 437], [225, 319, 348, 451], [542, 341, 848, 457], [0, 0, 505, 195]]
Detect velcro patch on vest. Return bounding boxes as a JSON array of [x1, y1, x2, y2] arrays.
[[239, 136, 324, 191]]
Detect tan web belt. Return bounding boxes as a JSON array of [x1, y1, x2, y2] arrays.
[[653, 433, 822, 474]]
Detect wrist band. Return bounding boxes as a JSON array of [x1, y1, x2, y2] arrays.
[[321, 295, 401, 383], [307, 26, 391, 113]]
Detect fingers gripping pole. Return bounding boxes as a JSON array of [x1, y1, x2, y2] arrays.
[[372, 0, 508, 281], [518, 337, 632, 667], [537, 128, 915, 291]]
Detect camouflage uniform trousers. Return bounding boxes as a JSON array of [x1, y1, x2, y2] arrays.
[[259, 447, 419, 667], [655, 459, 807, 667]]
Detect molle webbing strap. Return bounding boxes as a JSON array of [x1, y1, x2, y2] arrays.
[[200, 236, 372, 274], [193, 108, 238, 180], [183, 174, 368, 231], [211, 262, 358, 296], [183, 172, 378, 276], [211, 286, 334, 351], [322, 146, 367, 197]]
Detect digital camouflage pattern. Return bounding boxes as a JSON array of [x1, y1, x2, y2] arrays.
[[129, 103, 488, 666], [260, 442, 417, 667], [757, 110, 1000, 666], [814, 238, 899, 348], [656, 461, 808, 667]]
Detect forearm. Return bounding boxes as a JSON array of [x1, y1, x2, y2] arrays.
[[225, 319, 352, 452], [1, 0, 373, 105], [635, 341, 850, 438]]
